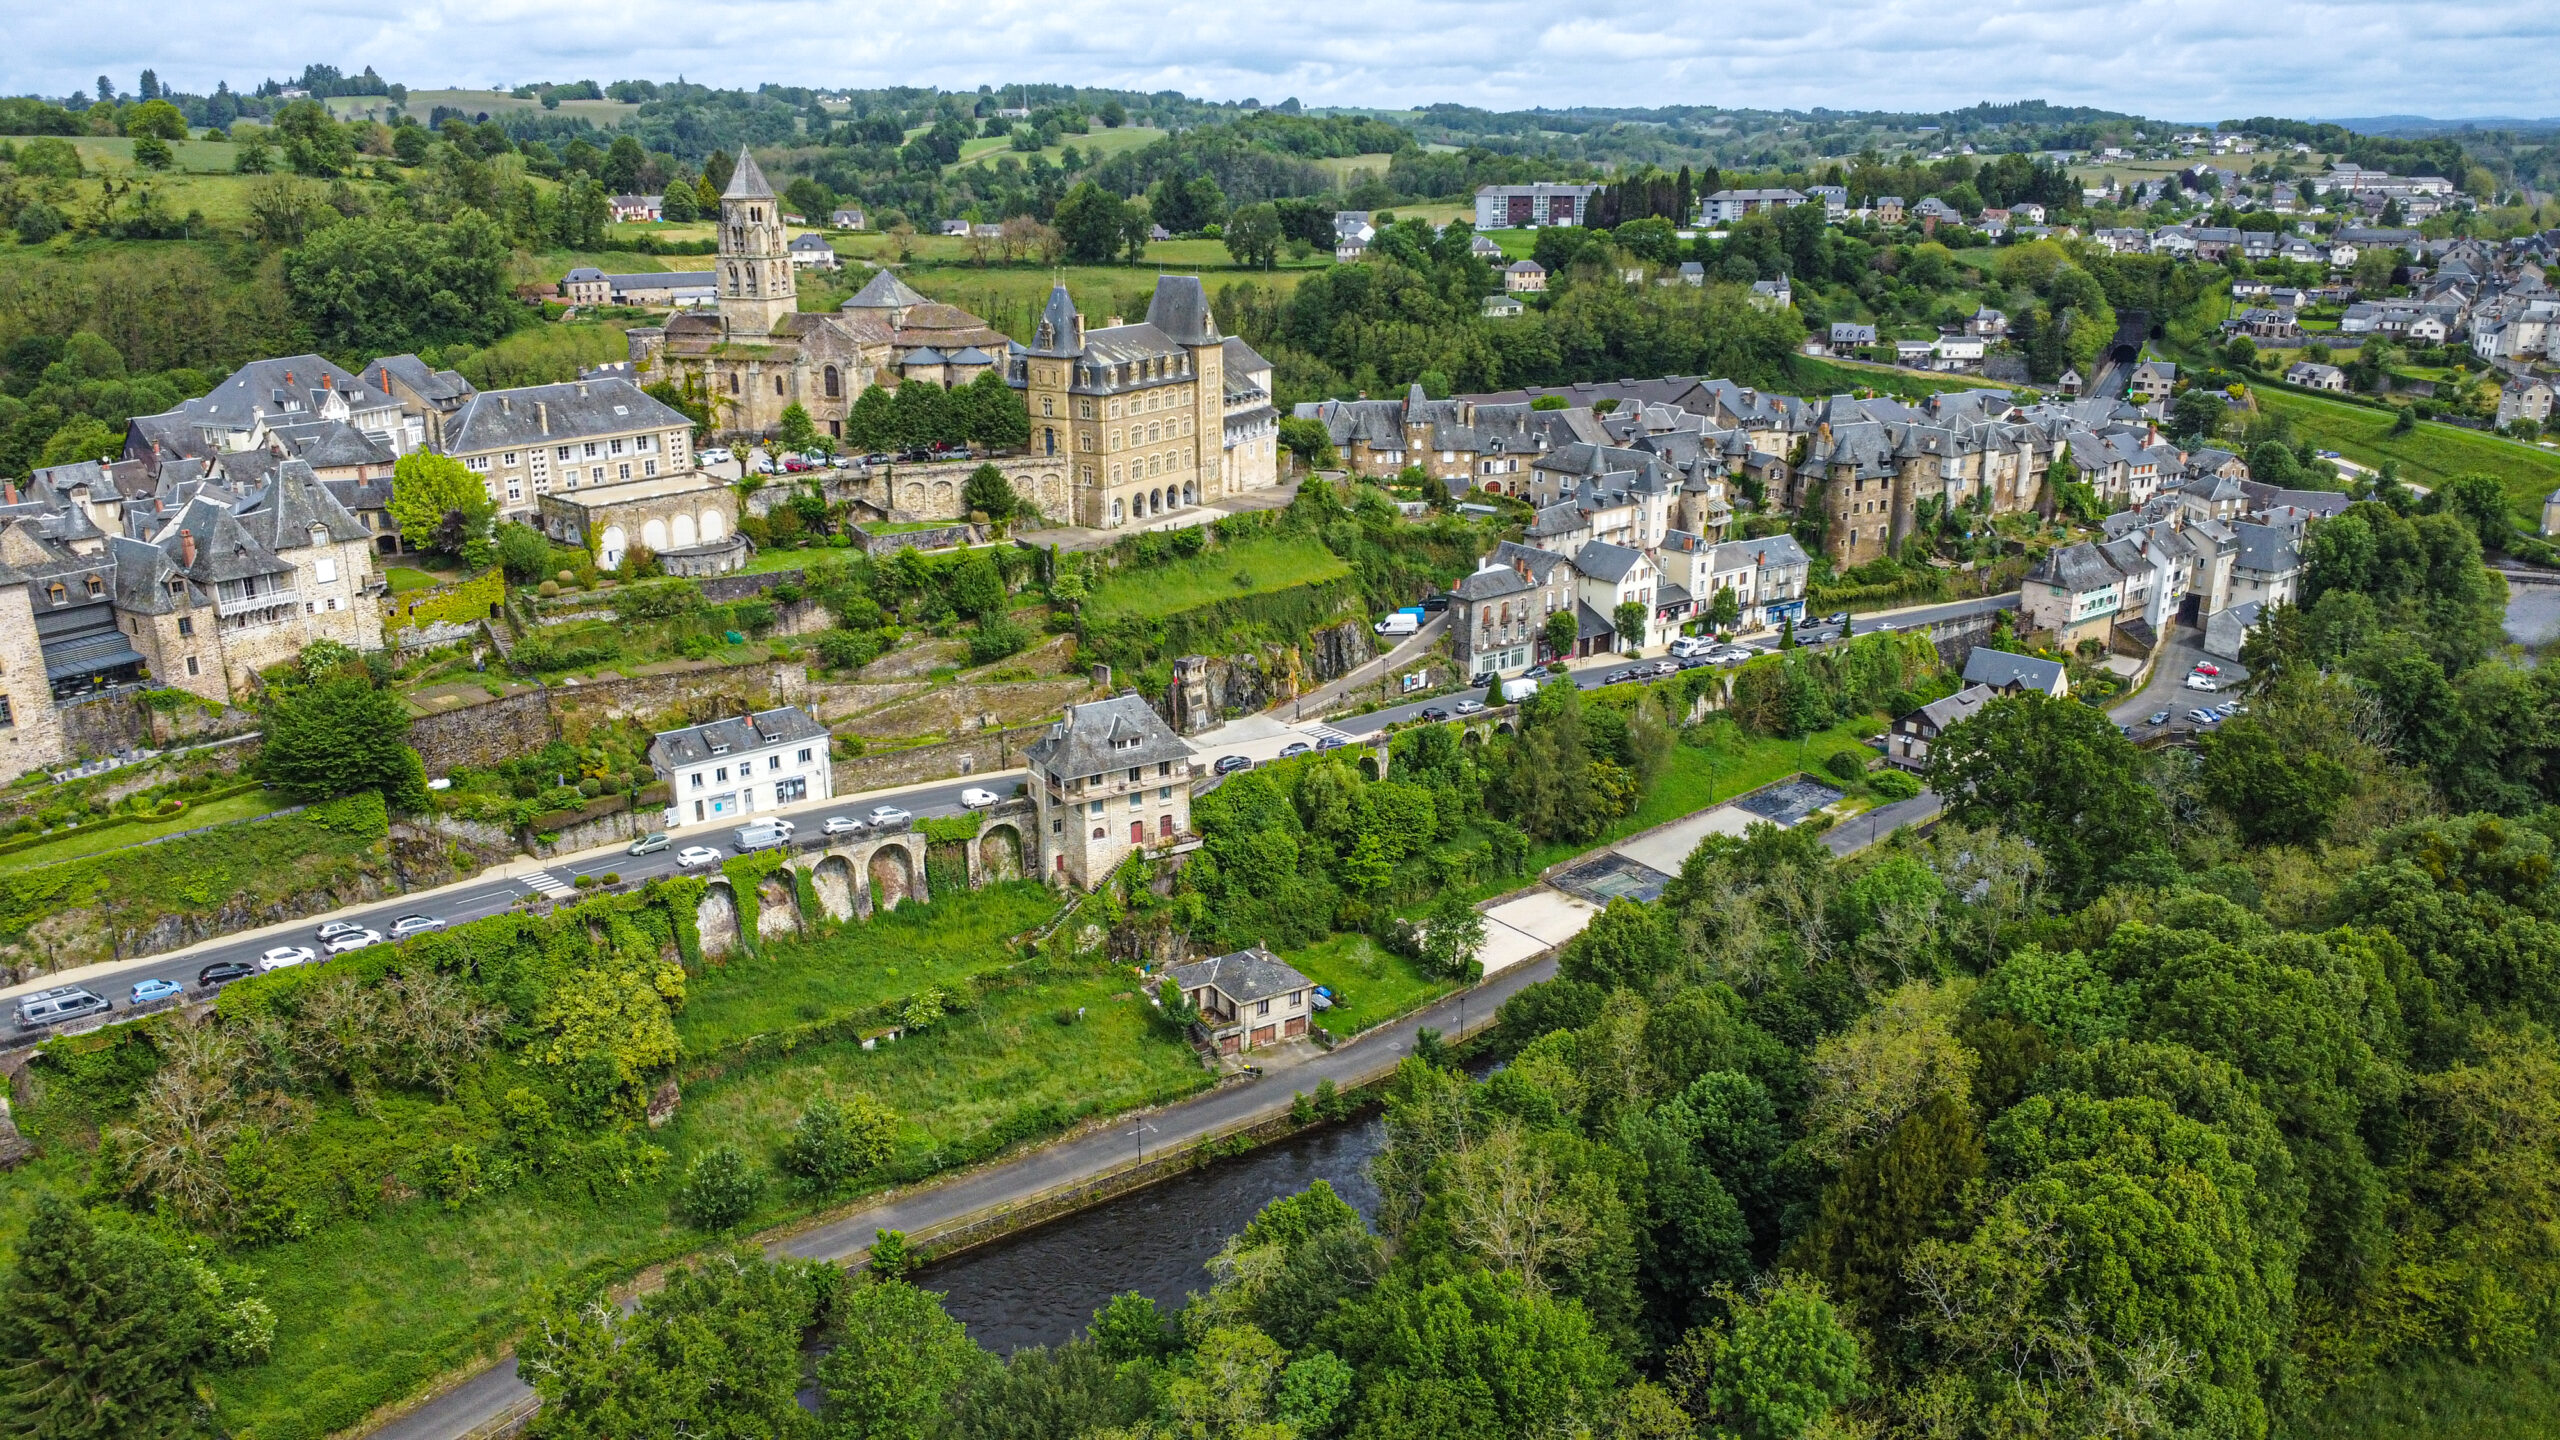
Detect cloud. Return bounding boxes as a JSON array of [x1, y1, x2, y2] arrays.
[[22, 0, 2560, 120]]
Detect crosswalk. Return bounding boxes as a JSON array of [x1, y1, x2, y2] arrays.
[[1298, 724, 1357, 747], [523, 870, 577, 901]]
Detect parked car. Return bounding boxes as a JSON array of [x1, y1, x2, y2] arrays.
[[1316, 736, 1347, 752], [1606, 669, 1638, 685], [781, 455, 812, 473], [675, 845, 723, 868], [1824, 611, 1849, 626], [1278, 741, 1312, 758], [867, 804, 914, 826], [959, 787, 1001, 809], [1668, 637, 1713, 659], [131, 977, 184, 1006], [1418, 705, 1449, 722], [2224, 702, 2250, 715], [2147, 710, 2171, 726], [862, 453, 892, 467], [1650, 659, 1679, 676], [1470, 671, 1500, 687], [327, 929, 384, 954], [2191, 662, 2221, 677], [14, 986, 107, 1032], [768, 818, 797, 836], [1419, 595, 1450, 613], [389, 915, 443, 939], [628, 832, 672, 856], [1454, 699, 1485, 715], [2186, 708, 2220, 725], [732, 820, 791, 852], [2183, 674, 2220, 692], [315, 920, 368, 942], [198, 959, 256, 988], [822, 815, 864, 835], [257, 945, 317, 972], [1213, 754, 1254, 774]]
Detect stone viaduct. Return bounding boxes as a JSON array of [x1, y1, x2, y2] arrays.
[[690, 800, 1036, 958]]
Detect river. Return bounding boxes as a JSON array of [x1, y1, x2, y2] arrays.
[[917, 1113, 1389, 1352]]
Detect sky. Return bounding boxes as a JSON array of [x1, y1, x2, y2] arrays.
[[13, 0, 2560, 122]]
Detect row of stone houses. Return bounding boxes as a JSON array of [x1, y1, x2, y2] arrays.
[[2020, 472, 2344, 657]]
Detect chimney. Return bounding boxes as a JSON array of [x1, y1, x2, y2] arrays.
[[284, 370, 294, 386], [2, 483, 14, 504], [500, 395, 510, 413], [577, 381, 589, 398], [537, 402, 549, 435], [181, 529, 196, 567]]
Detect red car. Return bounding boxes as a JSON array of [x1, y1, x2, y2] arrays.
[[781, 455, 812, 473], [2190, 662, 2220, 677]]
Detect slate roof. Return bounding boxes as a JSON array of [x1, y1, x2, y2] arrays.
[[1452, 565, 1534, 601], [1575, 539, 1645, 583], [1963, 649, 2068, 693], [722, 150, 775, 200], [443, 377, 690, 456], [236, 459, 371, 550], [1171, 947, 1311, 1006], [842, 269, 930, 312], [2234, 521, 2301, 575], [1025, 694, 1195, 780], [2027, 541, 2123, 594], [364, 353, 474, 406], [1143, 276, 1218, 346], [649, 706, 829, 773], [1909, 682, 1999, 734]]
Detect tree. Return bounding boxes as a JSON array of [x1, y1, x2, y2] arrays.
[[1544, 609, 1580, 660], [2168, 388, 2226, 445], [2432, 471, 2515, 555], [951, 550, 1006, 620], [659, 177, 697, 222], [284, 211, 516, 356], [675, 1144, 764, 1230], [1705, 586, 1741, 633], [124, 98, 188, 140], [1419, 889, 1488, 979], [1668, 1273, 1864, 1440], [1615, 600, 1648, 652], [130, 134, 173, 171], [0, 1194, 214, 1439], [1924, 693, 2170, 902], [779, 1094, 897, 1195], [35, 416, 119, 469], [962, 463, 1016, 522], [272, 98, 352, 176], [848, 385, 897, 452], [817, 1279, 985, 1440], [1225, 201, 1282, 270], [262, 675, 430, 809], [776, 401, 821, 454], [495, 522, 553, 585], [1053, 181, 1130, 264], [1327, 1268, 1626, 1440], [519, 1250, 820, 1440], [388, 450, 497, 555]]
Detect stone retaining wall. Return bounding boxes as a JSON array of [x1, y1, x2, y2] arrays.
[[832, 726, 1050, 794], [407, 663, 814, 774]]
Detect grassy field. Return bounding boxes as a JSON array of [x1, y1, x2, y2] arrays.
[[2250, 384, 2560, 519], [0, 789, 287, 875], [383, 567, 446, 595], [200, 960, 1206, 1439], [677, 881, 1062, 1055], [63, 136, 242, 173], [1788, 355, 2029, 400], [1282, 931, 1454, 1035], [949, 125, 1166, 175], [2280, 1339, 2560, 1440], [449, 320, 633, 388], [1083, 535, 1351, 621], [325, 89, 641, 127]]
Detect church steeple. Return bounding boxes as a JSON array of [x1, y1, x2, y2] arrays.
[[716, 151, 794, 337]]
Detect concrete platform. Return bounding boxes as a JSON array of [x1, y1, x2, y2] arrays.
[[1480, 889, 1602, 974], [1612, 803, 1759, 873]]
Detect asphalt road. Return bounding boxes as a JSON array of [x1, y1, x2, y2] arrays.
[[0, 771, 1025, 1036], [2105, 625, 2247, 742]]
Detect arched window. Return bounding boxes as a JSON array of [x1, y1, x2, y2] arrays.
[[823, 366, 841, 398], [728, 372, 740, 394], [774, 376, 784, 395]]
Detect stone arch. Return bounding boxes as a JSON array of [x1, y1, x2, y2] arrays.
[[672, 513, 699, 549], [1357, 754, 1381, 781], [755, 870, 801, 939], [904, 482, 926, 508], [868, 845, 914, 912], [642, 517, 669, 552], [932, 480, 954, 510], [1495, 720, 1517, 736], [811, 854, 855, 921], [1461, 728, 1484, 747], [699, 508, 726, 542], [976, 823, 1023, 881], [598, 525, 629, 568], [696, 882, 740, 959]]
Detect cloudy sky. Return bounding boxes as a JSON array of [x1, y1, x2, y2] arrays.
[[14, 0, 2560, 121]]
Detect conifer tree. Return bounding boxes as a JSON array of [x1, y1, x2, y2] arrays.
[[0, 1194, 210, 1439]]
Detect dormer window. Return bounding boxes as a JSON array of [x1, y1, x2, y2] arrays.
[[83, 575, 101, 598]]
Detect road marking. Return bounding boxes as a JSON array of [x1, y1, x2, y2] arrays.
[[524, 871, 576, 900]]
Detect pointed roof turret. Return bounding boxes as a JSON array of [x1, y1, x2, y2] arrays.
[[1142, 275, 1217, 346], [722, 150, 775, 201], [1029, 284, 1083, 358]]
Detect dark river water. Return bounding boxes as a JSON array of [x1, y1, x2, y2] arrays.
[[917, 1114, 1389, 1353]]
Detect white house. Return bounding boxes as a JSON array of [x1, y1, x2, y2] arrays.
[[650, 707, 835, 829]]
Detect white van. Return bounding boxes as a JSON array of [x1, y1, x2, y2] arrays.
[[732, 821, 791, 853], [1374, 613, 1421, 638], [14, 986, 108, 1033]]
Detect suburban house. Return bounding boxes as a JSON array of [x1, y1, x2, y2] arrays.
[[1886, 683, 1997, 771], [1962, 648, 2070, 698], [1450, 542, 1574, 677], [1826, 323, 1877, 354], [1025, 695, 1198, 889], [829, 207, 867, 229], [650, 707, 835, 829], [1505, 259, 1549, 293], [607, 194, 662, 223], [2287, 361, 2349, 391], [1700, 188, 1808, 222], [2228, 522, 2303, 610], [2127, 360, 2178, 401], [2497, 376, 2554, 430], [1482, 293, 1526, 318], [2021, 542, 2125, 650], [1171, 946, 1315, 1055], [439, 377, 697, 517], [786, 233, 842, 271]]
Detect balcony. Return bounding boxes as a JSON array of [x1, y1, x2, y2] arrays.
[[217, 588, 301, 619]]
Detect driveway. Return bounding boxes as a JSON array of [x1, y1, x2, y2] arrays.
[[2107, 626, 2245, 740]]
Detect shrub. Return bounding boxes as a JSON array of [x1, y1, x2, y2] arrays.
[[676, 1143, 765, 1230], [777, 1094, 897, 1195], [1824, 750, 1868, 784], [1869, 768, 1922, 801]]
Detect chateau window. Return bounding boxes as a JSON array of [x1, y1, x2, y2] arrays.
[[824, 366, 841, 398], [1041, 396, 1054, 417], [557, 445, 573, 461], [1077, 399, 1093, 419], [729, 373, 740, 394], [177, 616, 192, 637], [774, 377, 784, 395], [84, 575, 101, 598], [184, 657, 197, 677], [45, 584, 63, 605]]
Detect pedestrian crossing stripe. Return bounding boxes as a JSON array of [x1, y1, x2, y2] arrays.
[[525, 871, 576, 898]]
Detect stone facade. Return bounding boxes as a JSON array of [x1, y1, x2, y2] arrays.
[[1025, 695, 1198, 889], [840, 455, 1072, 526], [534, 470, 744, 572]]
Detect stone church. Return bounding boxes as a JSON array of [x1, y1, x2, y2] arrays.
[[630, 153, 1003, 444]]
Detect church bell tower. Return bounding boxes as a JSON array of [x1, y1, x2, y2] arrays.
[[716, 151, 796, 338]]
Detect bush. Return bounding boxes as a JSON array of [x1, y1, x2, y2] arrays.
[[1824, 749, 1868, 784], [1869, 768, 1923, 801], [777, 1094, 897, 1196], [968, 615, 1030, 666], [676, 1144, 765, 1230]]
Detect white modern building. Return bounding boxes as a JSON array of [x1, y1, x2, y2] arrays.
[[650, 707, 835, 829]]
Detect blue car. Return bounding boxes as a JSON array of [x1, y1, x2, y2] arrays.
[[130, 977, 183, 1005]]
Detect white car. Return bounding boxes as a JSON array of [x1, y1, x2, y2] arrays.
[[2183, 674, 2220, 692], [868, 805, 913, 826], [959, 787, 1000, 809], [675, 845, 723, 868], [822, 815, 864, 835], [258, 945, 317, 972], [325, 929, 384, 954], [768, 818, 797, 836], [1454, 698, 1486, 715]]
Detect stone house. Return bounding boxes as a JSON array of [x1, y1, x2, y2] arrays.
[[650, 706, 834, 829], [1505, 260, 1548, 293], [440, 377, 698, 518], [1886, 682, 1997, 771], [536, 470, 745, 574], [1026, 695, 1197, 889]]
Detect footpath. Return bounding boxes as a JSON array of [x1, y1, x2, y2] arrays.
[[365, 781, 1936, 1440]]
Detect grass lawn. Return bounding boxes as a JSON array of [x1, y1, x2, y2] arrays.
[[0, 788, 287, 876], [948, 125, 1166, 176], [1084, 534, 1351, 621], [678, 881, 1062, 1055], [383, 567, 444, 595], [65, 136, 242, 173], [327, 89, 639, 126], [2250, 384, 2560, 520], [1282, 931, 1455, 1035], [871, 261, 1324, 346], [200, 960, 1205, 1439], [2279, 1338, 2560, 1440], [1788, 356, 2027, 400]]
